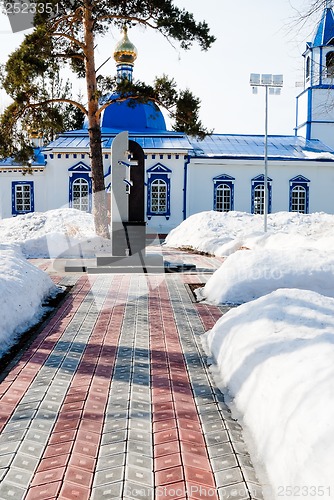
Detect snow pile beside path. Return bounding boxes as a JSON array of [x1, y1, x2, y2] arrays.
[[0, 248, 57, 358], [201, 247, 334, 304], [204, 288, 334, 500], [0, 209, 110, 257], [164, 211, 334, 256]]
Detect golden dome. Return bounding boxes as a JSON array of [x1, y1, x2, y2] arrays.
[[113, 28, 138, 65]]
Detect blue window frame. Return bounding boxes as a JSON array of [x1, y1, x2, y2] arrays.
[[289, 175, 310, 213], [12, 181, 34, 215], [251, 175, 272, 214], [147, 163, 171, 219], [69, 173, 92, 212], [213, 174, 235, 211]]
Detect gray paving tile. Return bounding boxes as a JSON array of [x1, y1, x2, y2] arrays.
[[0, 453, 14, 468], [247, 482, 264, 499], [96, 453, 125, 471], [218, 482, 251, 500], [99, 442, 126, 457], [19, 440, 45, 458], [0, 481, 26, 500], [0, 429, 26, 444], [25, 428, 50, 445], [4, 466, 33, 488], [202, 420, 227, 434], [206, 429, 231, 447], [91, 481, 124, 499], [126, 465, 153, 486], [215, 466, 244, 488], [123, 480, 154, 500], [0, 440, 20, 456], [128, 428, 152, 444], [93, 466, 124, 487], [211, 454, 239, 472], [10, 408, 37, 421], [103, 420, 127, 433], [11, 453, 39, 473], [128, 419, 149, 432], [29, 419, 54, 433], [101, 430, 127, 445], [127, 441, 153, 457], [2, 420, 30, 433], [127, 453, 153, 471]]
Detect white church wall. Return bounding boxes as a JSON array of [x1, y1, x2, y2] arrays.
[[144, 152, 185, 234], [0, 171, 47, 219], [296, 91, 309, 130], [311, 89, 334, 121]]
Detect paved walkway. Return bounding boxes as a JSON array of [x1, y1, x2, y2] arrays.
[[0, 252, 264, 500]]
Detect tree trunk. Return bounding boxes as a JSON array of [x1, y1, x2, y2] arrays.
[[83, 0, 110, 238]]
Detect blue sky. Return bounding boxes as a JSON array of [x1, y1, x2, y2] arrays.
[[0, 0, 319, 135]]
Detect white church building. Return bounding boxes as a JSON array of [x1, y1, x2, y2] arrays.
[[2, 4, 334, 234]]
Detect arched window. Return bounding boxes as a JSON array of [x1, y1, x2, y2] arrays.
[[326, 51, 334, 78], [306, 56, 310, 79], [215, 184, 231, 212], [150, 178, 167, 214], [253, 185, 265, 215], [291, 186, 306, 213], [289, 175, 310, 214], [72, 178, 89, 212]]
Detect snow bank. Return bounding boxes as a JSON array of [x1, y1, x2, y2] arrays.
[[164, 210, 334, 256], [0, 208, 110, 257], [0, 248, 57, 358], [201, 247, 334, 304], [204, 288, 334, 499]]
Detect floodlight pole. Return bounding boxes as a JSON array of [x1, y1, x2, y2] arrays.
[[250, 73, 283, 233], [264, 84, 268, 233]]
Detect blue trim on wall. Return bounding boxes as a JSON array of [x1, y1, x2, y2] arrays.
[[289, 175, 310, 213], [251, 175, 272, 214], [69, 173, 92, 212], [183, 156, 190, 220], [307, 88, 312, 140], [12, 181, 34, 215], [320, 46, 323, 85], [213, 174, 235, 211], [68, 161, 91, 172]]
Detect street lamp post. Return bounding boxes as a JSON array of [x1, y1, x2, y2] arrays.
[[250, 73, 283, 232]]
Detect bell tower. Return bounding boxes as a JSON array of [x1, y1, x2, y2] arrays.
[[295, 1, 334, 148]]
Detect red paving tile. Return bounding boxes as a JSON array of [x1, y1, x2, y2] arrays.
[[184, 466, 216, 488], [178, 428, 206, 446], [70, 453, 96, 472], [186, 481, 219, 500], [44, 441, 73, 459], [155, 440, 180, 458], [25, 481, 62, 500], [38, 454, 70, 472], [31, 466, 66, 487], [59, 481, 91, 500], [64, 465, 93, 488], [154, 428, 178, 445], [153, 418, 177, 433], [155, 452, 182, 471], [177, 418, 201, 432], [182, 452, 211, 471], [156, 465, 184, 486], [180, 441, 208, 457], [156, 482, 187, 499], [48, 430, 76, 445]]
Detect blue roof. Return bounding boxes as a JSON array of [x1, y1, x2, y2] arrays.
[[312, 7, 334, 46], [0, 148, 46, 167], [188, 134, 334, 161], [45, 132, 334, 161], [47, 129, 191, 151], [83, 95, 167, 133]]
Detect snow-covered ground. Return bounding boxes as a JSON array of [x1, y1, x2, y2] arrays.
[[167, 211, 334, 499], [0, 247, 57, 358], [0, 208, 110, 258]]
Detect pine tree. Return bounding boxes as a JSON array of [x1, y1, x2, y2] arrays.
[[0, 0, 215, 237]]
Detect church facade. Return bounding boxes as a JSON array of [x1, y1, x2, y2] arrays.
[[2, 6, 334, 234]]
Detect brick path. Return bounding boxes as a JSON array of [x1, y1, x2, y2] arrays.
[[0, 259, 264, 499]]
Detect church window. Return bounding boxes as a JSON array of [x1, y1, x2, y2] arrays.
[[12, 181, 34, 215], [253, 185, 265, 214], [213, 175, 235, 211], [306, 56, 310, 79], [150, 179, 167, 214], [289, 176, 310, 213], [326, 51, 334, 78], [251, 175, 272, 215], [147, 166, 171, 219], [69, 174, 92, 212]]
